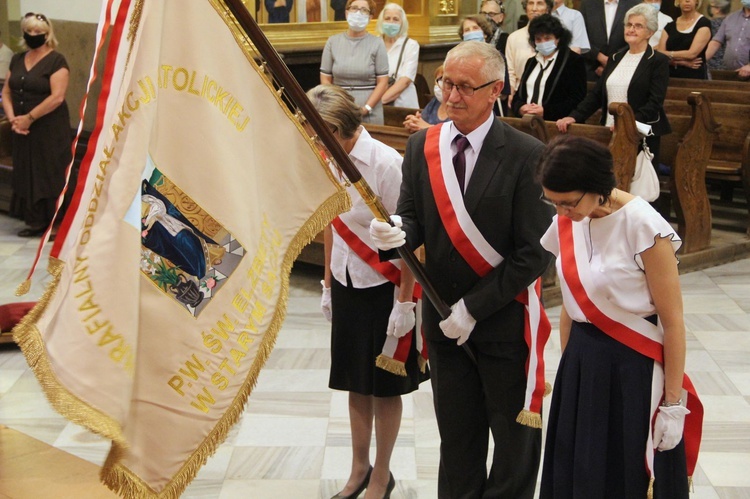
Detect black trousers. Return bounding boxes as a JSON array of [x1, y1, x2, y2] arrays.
[[428, 338, 541, 499]]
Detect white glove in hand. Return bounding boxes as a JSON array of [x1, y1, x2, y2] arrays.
[[387, 301, 416, 338], [439, 299, 477, 346], [369, 215, 406, 251], [653, 404, 690, 451], [320, 280, 332, 322]]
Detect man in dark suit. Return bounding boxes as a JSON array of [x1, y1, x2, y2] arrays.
[[370, 41, 553, 498], [580, 0, 639, 79]]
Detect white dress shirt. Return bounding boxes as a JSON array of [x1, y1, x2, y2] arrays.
[[386, 36, 420, 108], [553, 5, 591, 52], [524, 52, 558, 105], [447, 113, 496, 193], [330, 127, 403, 288], [604, 0, 619, 40]]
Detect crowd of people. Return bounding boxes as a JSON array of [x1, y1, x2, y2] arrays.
[[312, 0, 730, 496], [6, 2, 745, 497]]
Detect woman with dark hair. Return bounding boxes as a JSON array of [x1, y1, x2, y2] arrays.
[[511, 14, 586, 120], [308, 84, 427, 499], [557, 4, 671, 167], [537, 134, 701, 498]]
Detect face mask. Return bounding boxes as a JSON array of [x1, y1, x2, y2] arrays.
[[463, 31, 486, 42], [433, 84, 444, 102], [536, 39, 557, 56], [381, 22, 401, 37], [23, 32, 46, 49], [649, 2, 661, 10], [347, 11, 370, 31]]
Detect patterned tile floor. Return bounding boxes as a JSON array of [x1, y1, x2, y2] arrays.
[[2, 212, 750, 498]]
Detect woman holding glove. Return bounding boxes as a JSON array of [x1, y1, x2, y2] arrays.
[[309, 84, 427, 499], [536, 135, 702, 499]]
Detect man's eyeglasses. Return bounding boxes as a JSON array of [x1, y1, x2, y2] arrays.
[[441, 79, 498, 97], [24, 12, 48, 24], [480, 8, 504, 16], [347, 6, 371, 14], [540, 191, 586, 209]]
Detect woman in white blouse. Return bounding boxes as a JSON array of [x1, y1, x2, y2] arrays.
[[377, 3, 421, 108], [309, 84, 426, 499], [556, 4, 671, 167]]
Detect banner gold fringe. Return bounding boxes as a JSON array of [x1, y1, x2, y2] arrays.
[[376, 354, 407, 376], [647, 476, 655, 499], [102, 189, 351, 498], [418, 355, 427, 374], [544, 381, 552, 397], [12, 257, 127, 447], [15, 279, 31, 296], [515, 409, 543, 429], [688, 475, 693, 492]]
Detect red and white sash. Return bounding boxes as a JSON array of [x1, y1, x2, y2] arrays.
[[425, 123, 551, 428], [331, 217, 427, 375], [557, 215, 703, 491]]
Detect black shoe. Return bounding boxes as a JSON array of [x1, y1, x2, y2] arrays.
[[331, 466, 372, 499], [17, 226, 46, 237], [383, 472, 395, 499]]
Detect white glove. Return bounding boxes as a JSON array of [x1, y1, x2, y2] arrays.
[[653, 404, 690, 451], [387, 301, 416, 338], [320, 280, 332, 322], [439, 299, 477, 346], [369, 215, 406, 251]]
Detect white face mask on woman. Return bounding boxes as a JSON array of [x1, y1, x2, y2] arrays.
[[347, 11, 370, 31], [433, 84, 444, 102]]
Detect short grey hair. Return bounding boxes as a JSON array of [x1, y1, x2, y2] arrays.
[[376, 3, 409, 38], [625, 4, 658, 34], [445, 41, 506, 82], [709, 0, 731, 15]]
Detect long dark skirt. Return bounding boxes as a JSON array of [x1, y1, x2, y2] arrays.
[[328, 275, 426, 397], [540, 320, 688, 499]]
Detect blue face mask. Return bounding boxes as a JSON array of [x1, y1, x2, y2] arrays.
[[535, 39, 557, 56], [463, 30, 486, 42], [381, 22, 401, 37], [648, 2, 661, 11]]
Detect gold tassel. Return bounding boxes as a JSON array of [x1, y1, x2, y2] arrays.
[[417, 356, 427, 374], [516, 409, 543, 429], [647, 477, 655, 499], [15, 279, 31, 296], [376, 354, 407, 376], [544, 381, 552, 397], [688, 475, 693, 493]]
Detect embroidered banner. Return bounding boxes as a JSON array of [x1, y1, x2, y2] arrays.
[[13, 0, 348, 496]]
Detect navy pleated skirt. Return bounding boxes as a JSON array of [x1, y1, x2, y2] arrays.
[[540, 320, 688, 499]]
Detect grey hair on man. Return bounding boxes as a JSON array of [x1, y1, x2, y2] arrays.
[[444, 41, 506, 83]]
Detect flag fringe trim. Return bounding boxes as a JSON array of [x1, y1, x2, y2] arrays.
[[101, 189, 350, 499], [12, 257, 126, 445], [376, 354, 407, 376], [418, 355, 428, 374], [515, 409, 543, 429]]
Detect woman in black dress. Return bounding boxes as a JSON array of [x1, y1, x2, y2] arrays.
[[2, 12, 71, 237], [309, 84, 426, 499], [656, 0, 712, 78]]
